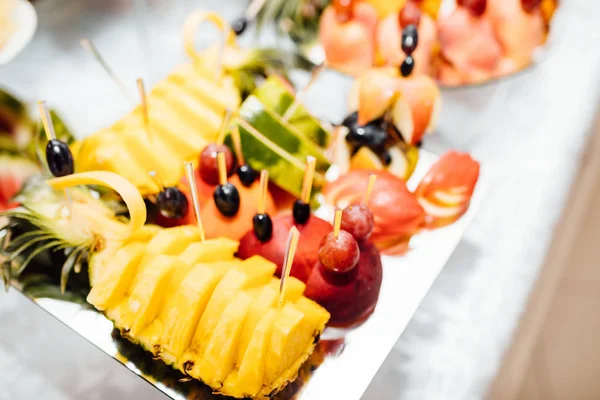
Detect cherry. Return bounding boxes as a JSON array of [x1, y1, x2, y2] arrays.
[[333, 0, 353, 23], [157, 187, 189, 219], [459, 0, 487, 17], [318, 230, 360, 273], [521, 0, 541, 13], [199, 144, 235, 185], [341, 205, 375, 241], [46, 139, 74, 177], [399, 2, 422, 28]]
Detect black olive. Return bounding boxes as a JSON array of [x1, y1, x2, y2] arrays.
[[382, 151, 392, 166], [401, 24, 419, 55], [214, 183, 240, 217], [157, 187, 189, 219], [46, 139, 74, 177], [237, 164, 257, 187], [400, 55, 415, 77], [293, 199, 311, 225], [341, 112, 358, 129], [232, 17, 248, 36], [253, 213, 273, 242]]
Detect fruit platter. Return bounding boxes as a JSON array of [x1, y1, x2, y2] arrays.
[[1, 10, 485, 400], [250, 0, 558, 86]]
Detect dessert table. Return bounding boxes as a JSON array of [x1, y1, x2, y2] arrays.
[[1, 0, 600, 399]]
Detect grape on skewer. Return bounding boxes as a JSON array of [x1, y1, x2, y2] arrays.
[[39, 101, 74, 178], [400, 24, 418, 77], [252, 170, 273, 242], [293, 155, 316, 225], [213, 151, 241, 217], [231, 125, 258, 187], [318, 209, 360, 274], [199, 110, 236, 185], [341, 174, 377, 241]]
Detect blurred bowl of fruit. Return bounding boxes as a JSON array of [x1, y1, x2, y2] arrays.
[[251, 0, 558, 88], [0, 0, 37, 65]]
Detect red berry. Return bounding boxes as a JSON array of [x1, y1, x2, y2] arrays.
[[521, 0, 541, 13], [199, 144, 235, 185], [399, 1, 422, 27], [333, 0, 353, 23], [461, 0, 487, 16], [318, 231, 360, 274], [341, 205, 375, 241]]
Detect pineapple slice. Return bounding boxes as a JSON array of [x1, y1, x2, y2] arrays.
[[124, 224, 162, 245], [158, 263, 232, 363], [147, 97, 207, 160], [182, 257, 275, 377], [107, 255, 177, 337], [87, 242, 146, 310], [170, 63, 240, 115], [179, 237, 239, 265], [237, 277, 305, 367], [261, 298, 329, 397], [196, 291, 254, 387], [222, 309, 277, 398], [142, 226, 203, 264], [152, 80, 223, 141]]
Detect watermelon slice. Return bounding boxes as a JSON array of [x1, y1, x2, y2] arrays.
[[253, 76, 331, 148], [0, 155, 40, 212]]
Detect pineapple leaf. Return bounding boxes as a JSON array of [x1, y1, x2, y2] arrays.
[[2, 261, 10, 292], [16, 240, 63, 276], [60, 247, 84, 294]]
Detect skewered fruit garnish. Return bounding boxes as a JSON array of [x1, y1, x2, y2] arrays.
[[252, 213, 273, 242], [318, 230, 359, 274], [305, 238, 382, 327], [415, 150, 480, 226], [214, 182, 241, 217], [399, 1, 422, 26], [0, 154, 39, 212], [156, 187, 189, 220], [319, 0, 378, 76], [238, 213, 332, 283], [45, 139, 74, 177], [199, 144, 235, 185], [253, 76, 331, 148], [88, 229, 329, 398], [324, 170, 425, 252], [401, 24, 419, 55], [341, 204, 375, 242]]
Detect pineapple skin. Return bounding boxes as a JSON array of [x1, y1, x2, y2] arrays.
[[86, 229, 330, 399]]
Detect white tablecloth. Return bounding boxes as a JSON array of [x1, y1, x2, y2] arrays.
[[2, 0, 600, 399]]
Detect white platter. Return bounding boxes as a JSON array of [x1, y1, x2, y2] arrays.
[[0, 0, 37, 65], [21, 149, 487, 400]]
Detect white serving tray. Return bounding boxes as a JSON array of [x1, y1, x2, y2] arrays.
[[22, 149, 487, 400]]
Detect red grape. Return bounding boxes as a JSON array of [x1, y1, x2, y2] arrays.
[[461, 0, 487, 16], [318, 231, 360, 274], [199, 144, 235, 185], [341, 205, 375, 241], [399, 1, 422, 28], [521, 0, 541, 13], [333, 0, 353, 23]]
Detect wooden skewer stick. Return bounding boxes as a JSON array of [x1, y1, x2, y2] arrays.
[[282, 62, 327, 122], [216, 109, 232, 145], [185, 162, 206, 242], [300, 156, 317, 204], [217, 151, 228, 186], [38, 100, 72, 216], [333, 208, 343, 239], [231, 125, 245, 166], [257, 170, 269, 215], [245, 0, 268, 20], [362, 174, 377, 206], [136, 78, 150, 134], [37, 101, 56, 141], [279, 226, 300, 307], [80, 38, 134, 103]]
